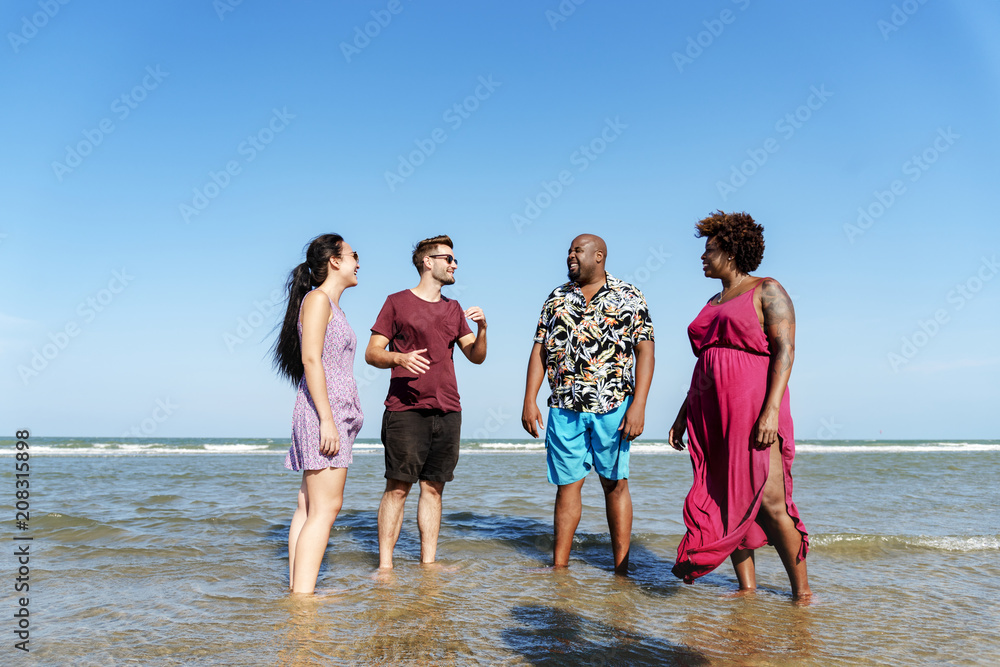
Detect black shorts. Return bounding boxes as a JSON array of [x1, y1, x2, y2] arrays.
[[380, 409, 462, 483]]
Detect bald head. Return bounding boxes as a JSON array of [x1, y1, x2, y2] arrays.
[[567, 234, 607, 284], [571, 234, 607, 258]]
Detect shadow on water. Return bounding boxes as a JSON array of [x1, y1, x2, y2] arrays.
[[267, 509, 422, 572], [267, 508, 719, 599], [503, 604, 709, 667], [445, 511, 687, 598]]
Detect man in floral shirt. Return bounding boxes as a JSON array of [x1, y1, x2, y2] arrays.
[[522, 234, 655, 574]]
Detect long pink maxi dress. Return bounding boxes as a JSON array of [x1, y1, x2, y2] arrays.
[[672, 282, 808, 581]]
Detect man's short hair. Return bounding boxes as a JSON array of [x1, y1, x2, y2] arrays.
[[412, 235, 454, 273]]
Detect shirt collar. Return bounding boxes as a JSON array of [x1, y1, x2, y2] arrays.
[[568, 272, 619, 293]]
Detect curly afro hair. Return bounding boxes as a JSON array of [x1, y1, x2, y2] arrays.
[[695, 210, 764, 274]]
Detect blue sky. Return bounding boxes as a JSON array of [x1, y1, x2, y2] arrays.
[[3, 1, 998, 440]]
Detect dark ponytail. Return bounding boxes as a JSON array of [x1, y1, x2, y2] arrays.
[[271, 234, 344, 385]]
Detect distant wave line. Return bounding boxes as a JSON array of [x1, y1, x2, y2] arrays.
[[3, 441, 998, 456]]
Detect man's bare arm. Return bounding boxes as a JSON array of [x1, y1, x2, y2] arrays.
[[365, 333, 429, 374]]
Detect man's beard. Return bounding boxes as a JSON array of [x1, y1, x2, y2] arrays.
[[435, 267, 455, 285]]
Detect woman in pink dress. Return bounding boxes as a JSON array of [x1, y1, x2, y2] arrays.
[[669, 211, 811, 599], [272, 234, 363, 594]]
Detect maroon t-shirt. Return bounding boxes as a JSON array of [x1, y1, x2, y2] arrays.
[[371, 290, 473, 412]]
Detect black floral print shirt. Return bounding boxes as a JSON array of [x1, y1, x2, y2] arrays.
[[534, 274, 654, 413]]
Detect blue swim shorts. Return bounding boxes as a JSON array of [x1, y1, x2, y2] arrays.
[[545, 397, 631, 485]]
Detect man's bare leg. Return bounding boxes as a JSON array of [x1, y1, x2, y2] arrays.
[[417, 480, 445, 563], [599, 476, 632, 574], [553, 478, 586, 568], [757, 441, 812, 599], [377, 479, 412, 569], [731, 549, 756, 592]]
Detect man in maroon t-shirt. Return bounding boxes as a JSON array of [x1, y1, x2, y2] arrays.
[[365, 234, 487, 570]]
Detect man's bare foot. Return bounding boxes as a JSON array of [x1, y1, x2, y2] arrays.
[[419, 561, 459, 572], [371, 567, 395, 582], [524, 565, 571, 574]]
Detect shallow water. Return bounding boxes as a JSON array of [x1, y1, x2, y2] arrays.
[[4, 438, 999, 665]]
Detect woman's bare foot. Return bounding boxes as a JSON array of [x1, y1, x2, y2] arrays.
[[725, 587, 757, 598]]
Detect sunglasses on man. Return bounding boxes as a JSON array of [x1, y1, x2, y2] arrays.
[[428, 254, 458, 266]]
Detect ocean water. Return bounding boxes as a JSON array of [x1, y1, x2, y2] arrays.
[[2, 437, 998, 666]]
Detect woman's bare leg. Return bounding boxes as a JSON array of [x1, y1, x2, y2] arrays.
[[757, 441, 811, 599], [731, 548, 756, 592], [291, 467, 347, 594], [288, 477, 308, 587]]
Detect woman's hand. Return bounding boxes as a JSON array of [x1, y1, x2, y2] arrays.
[[668, 415, 687, 451], [319, 418, 341, 456], [668, 399, 688, 450], [752, 406, 779, 449]]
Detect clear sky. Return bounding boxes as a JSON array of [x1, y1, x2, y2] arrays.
[[3, 1, 998, 440]]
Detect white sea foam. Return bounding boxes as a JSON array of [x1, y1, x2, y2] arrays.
[[202, 444, 269, 452], [9, 446, 282, 456], [797, 443, 1000, 453], [813, 533, 1000, 552], [4, 440, 998, 456], [475, 442, 546, 450]]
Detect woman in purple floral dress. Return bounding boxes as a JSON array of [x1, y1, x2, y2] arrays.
[[273, 234, 363, 594]]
